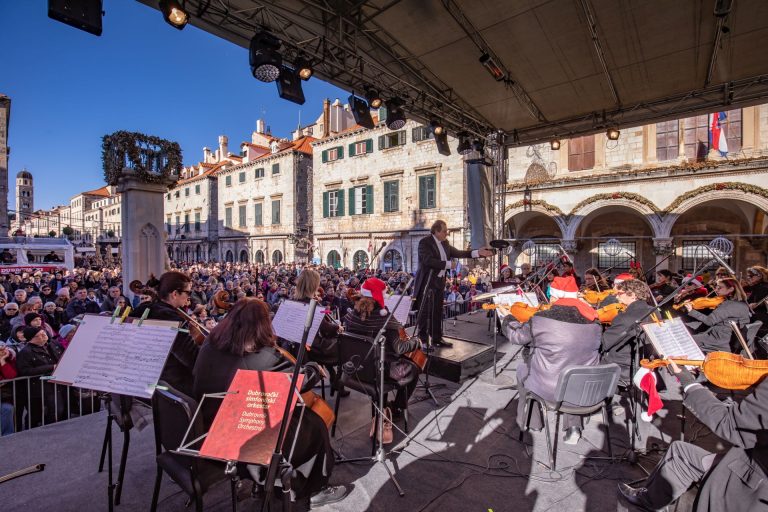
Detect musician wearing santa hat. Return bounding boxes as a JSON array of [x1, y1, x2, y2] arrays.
[[503, 275, 602, 445]]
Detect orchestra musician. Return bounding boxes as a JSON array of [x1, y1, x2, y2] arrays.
[[650, 269, 676, 302], [343, 277, 420, 420], [131, 271, 199, 396], [582, 267, 610, 292], [683, 277, 751, 354], [673, 275, 709, 306], [619, 362, 768, 512], [192, 298, 348, 508], [412, 220, 493, 348], [744, 266, 768, 340]]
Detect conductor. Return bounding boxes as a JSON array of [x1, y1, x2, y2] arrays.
[[413, 220, 493, 347]]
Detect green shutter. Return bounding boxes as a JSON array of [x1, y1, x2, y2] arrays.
[[383, 181, 390, 212], [419, 177, 426, 209], [338, 146, 344, 159], [348, 142, 356, 157], [322, 149, 328, 163], [337, 189, 345, 216], [398, 130, 407, 145], [323, 191, 329, 218], [348, 188, 355, 215], [379, 105, 387, 124], [378, 135, 385, 150], [366, 185, 373, 214], [365, 139, 373, 153]]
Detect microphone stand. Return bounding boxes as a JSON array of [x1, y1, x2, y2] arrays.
[[335, 278, 414, 497], [261, 300, 318, 512]]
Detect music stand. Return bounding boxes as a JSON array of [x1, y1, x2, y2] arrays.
[[412, 270, 445, 406]]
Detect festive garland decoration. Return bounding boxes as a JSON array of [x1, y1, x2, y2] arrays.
[[663, 181, 768, 213], [102, 131, 182, 185], [505, 199, 564, 216], [570, 192, 661, 215]]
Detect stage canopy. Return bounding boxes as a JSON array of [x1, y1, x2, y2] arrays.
[[137, 0, 768, 145]]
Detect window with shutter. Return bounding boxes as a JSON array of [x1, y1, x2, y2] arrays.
[[271, 200, 281, 225], [567, 135, 595, 171], [326, 146, 343, 162], [322, 191, 329, 218], [255, 167, 265, 178], [337, 188, 345, 216], [383, 180, 399, 212], [225, 175, 232, 187], [724, 109, 742, 154], [656, 120, 680, 161], [239, 171, 246, 183], [419, 175, 436, 209], [254, 203, 263, 226], [683, 115, 710, 161], [238, 205, 247, 227], [194, 212, 201, 231], [272, 163, 280, 175], [412, 126, 433, 142], [365, 185, 373, 214], [348, 188, 356, 215]]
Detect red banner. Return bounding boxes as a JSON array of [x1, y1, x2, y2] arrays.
[[0, 265, 65, 275], [199, 369, 303, 465]]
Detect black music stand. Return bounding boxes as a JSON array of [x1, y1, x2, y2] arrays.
[[413, 269, 445, 406]]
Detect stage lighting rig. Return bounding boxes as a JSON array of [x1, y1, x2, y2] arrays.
[[48, 0, 103, 36], [349, 94, 375, 129], [365, 88, 383, 109], [385, 98, 406, 130], [276, 66, 305, 105], [159, 0, 188, 30], [456, 132, 472, 155], [249, 31, 282, 83]]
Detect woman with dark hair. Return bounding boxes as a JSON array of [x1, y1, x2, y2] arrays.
[[744, 266, 768, 341], [192, 298, 346, 508], [582, 267, 610, 292], [684, 277, 751, 353], [131, 271, 198, 395]]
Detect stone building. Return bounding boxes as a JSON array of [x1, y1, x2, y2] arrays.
[[15, 169, 33, 229], [0, 95, 9, 235], [504, 105, 768, 275], [311, 117, 465, 272]]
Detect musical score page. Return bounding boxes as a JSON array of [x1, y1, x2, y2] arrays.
[[384, 294, 412, 325], [641, 317, 705, 361], [272, 300, 324, 346], [51, 314, 178, 398]]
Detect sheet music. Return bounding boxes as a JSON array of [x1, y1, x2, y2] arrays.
[[641, 317, 705, 361], [384, 294, 412, 324], [272, 300, 324, 346], [494, 291, 538, 307], [51, 314, 178, 398]]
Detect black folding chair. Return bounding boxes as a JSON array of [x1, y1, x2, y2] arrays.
[[518, 364, 620, 471], [150, 384, 234, 512]]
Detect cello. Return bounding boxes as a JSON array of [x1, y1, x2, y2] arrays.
[[640, 352, 768, 390]]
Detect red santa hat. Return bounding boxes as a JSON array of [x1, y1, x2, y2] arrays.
[[633, 367, 664, 422], [613, 273, 634, 285], [549, 276, 579, 299], [361, 277, 388, 316], [500, 264, 511, 275]]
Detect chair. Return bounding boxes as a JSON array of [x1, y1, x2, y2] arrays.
[[150, 383, 234, 512], [518, 363, 621, 471], [331, 332, 408, 452], [97, 394, 135, 505]]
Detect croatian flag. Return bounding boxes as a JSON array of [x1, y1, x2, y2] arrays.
[[709, 112, 728, 157]]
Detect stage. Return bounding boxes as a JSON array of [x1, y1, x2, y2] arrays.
[[0, 313, 715, 511]]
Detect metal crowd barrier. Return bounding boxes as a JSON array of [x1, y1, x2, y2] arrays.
[[0, 376, 101, 436]]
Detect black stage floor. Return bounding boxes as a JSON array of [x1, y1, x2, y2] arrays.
[[0, 314, 713, 511]]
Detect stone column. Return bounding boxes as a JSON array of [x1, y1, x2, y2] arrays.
[[117, 171, 175, 302], [652, 237, 674, 272]]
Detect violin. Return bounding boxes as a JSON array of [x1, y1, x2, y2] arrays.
[[398, 327, 427, 371], [671, 296, 724, 311], [580, 289, 615, 306], [640, 352, 768, 390], [176, 307, 208, 345], [596, 303, 626, 325], [274, 345, 336, 429], [482, 302, 551, 323]]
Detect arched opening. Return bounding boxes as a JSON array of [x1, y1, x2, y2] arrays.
[[506, 211, 564, 271], [175, 247, 181, 261], [185, 246, 190, 261], [353, 250, 369, 270], [382, 249, 402, 271], [327, 250, 341, 269], [167, 247, 173, 260], [272, 250, 283, 265], [225, 250, 234, 263], [195, 245, 202, 261], [239, 249, 249, 262], [254, 250, 265, 264], [208, 243, 218, 261]]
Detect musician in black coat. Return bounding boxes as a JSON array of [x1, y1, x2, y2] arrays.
[[619, 364, 768, 512], [412, 220, 492, 347]]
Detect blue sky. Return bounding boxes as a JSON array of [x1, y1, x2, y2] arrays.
[[1, 1, 346, 210]]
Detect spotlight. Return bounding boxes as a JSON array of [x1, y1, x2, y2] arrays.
[[365, 88, 382, 109], [431, 121, 450, 156], [159, 0, 188, 30], [606, 126, 621, 141], [456, 131, 472, 155], [48, 0, 103, 36], [472, 138, 484, 152], [385, 97, 406, 130], [276, 66, 305, 105], [550, 139, 561, 150], [249, 31, 282, 83], [294, 56, 313, 81], [349, 94, 375, 130], [479, 53, 506, 81]]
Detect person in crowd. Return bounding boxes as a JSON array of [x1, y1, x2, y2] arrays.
[[0, 342, 18, 435], [64, 287, 101, 321], [100, 286, 123, 312], [619, 362, 768, 511], [12, 288, 27, 306], [0, 302, 20, 340], [503, 275, 602, 445], [38, 283, 56, 304], [56, 324, 77, 350], [192, 298, 347, 508], [684, 277, 751, 353], [131, 271, 199, 396], [15, 326, 64, 426], [601, 279, 655, 381], [42, 302, 65, 333]]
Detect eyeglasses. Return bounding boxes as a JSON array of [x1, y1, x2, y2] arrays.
[[177, 289, 192, 296]]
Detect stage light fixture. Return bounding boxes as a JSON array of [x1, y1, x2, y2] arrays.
[[550, 139, 561, 150], [479, 53, 506, 81], [249, 31, 282, 83], [276, 66, 305, 105], [159, 0, 188, 30], [430, 120, 445, 136], [430, 121, 450, 156], [48, 0, 103, 36], [456, 131, 472, 155], [472, 138, 485, 153], [385, 97, 406, 130], [294, 56, 313, 81], [349, 94, 375, 129], [365, 88, 383, 109], [606, 126, 621, 141]]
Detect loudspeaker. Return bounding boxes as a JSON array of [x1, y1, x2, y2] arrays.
[[434, 131, 451, 156], [466, 159, 494, 249], [349, 95, 374, 129], [276, 66, 305, 105], [48, 0, 103, 36]]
